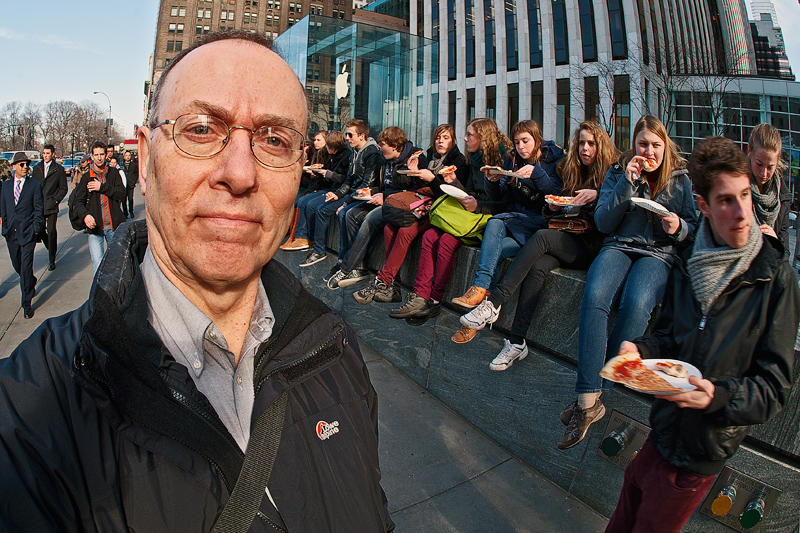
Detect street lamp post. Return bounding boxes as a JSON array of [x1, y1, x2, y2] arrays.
[[93, 91, 112, 147]]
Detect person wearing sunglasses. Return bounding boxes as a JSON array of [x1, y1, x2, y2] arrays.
[[0, 152, 44, 319]]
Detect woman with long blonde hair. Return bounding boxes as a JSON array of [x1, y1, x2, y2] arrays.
[[558, 115, 698, 450], [747, 123, 791, 251]]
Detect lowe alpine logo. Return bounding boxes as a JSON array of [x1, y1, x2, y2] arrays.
[[316, 420, 340, 441]]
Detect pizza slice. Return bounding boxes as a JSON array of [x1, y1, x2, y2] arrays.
[[653, 361, 689, 379], [354, 187, 371, 198], [599, 353, 683, 393], [439, 164, 458, 174], [545, 195, 576, 206], [480, 165, 504, 174], [409, 150, 424, 159], [642, 158, 657, 171], [309, 163, 324, 169]]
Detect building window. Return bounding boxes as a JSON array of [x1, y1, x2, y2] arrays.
[[171, 5, 179, 16], [504, 0, 518, 71], [448, 90, 457, 127], [221, 10, 227, 20], [169, 23, 177, 33], [266, 14, 272, 25], [296, 3, 301, 13], [204, 25, 210, 33], [606, 0, 627, 59], [483, 0, 496, 74], [196, 25, 202, 34], [314, 69, 319, 80], [556, 78, 570, 147], [289, 17, 295, 25], [578, 0, 597, 62], [205, 9, 212, 18], [508, 83, 519, 131], [467, 88, 476, 122], [584, 76, 599, 122], [198, 9, 203, 18], [649, 0, 662, 74], [447, 0, 456, 80], [175, 40, 183, 52], [244, 12, 250, 22], [251, 12, 257, 22], [177, 23, 184, 33], [289, 2, 295, 10], [179, 6, 186, 16], [527, 0, 542, 68], [614, 75, 630, 151], [635, 0, 648, 65], [531, 81, 543, 127], [228, 10, 234, 21], [552, 0, 568, 65], [465, 0, 475, 77], [167, 41, 174, 52], [486, 86, 496, 119]]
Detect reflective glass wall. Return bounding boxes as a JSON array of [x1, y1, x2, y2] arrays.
[[276, 14, 438, 146]]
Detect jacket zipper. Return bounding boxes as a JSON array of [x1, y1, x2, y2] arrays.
[[255, 325, 344, 398]]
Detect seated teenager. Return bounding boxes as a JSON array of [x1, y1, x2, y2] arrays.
[[299, 119, 383, 267], [327, 126, 427, 288], [450, 120, 564, 343], [558, 115, 697, 450], [281, 131, 350, 251], [747, 123, 791, 253], [353, 124, 468, 303], [457, 122, 618, 369], [387, 118, 509, 323]]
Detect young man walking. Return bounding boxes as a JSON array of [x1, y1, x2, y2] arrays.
[[31, 144, 67, 270]]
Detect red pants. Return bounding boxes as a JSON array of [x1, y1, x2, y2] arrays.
[[413, 225, 461, 302], [605, 439, 716, 533], [376, 221, 428, 286]]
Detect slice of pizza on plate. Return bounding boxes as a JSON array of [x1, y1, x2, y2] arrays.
[[600, 352, 683, 394]]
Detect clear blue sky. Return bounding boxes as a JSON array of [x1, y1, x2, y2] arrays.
[[1, 0, 160, 140], [1, 0, 799, 143]]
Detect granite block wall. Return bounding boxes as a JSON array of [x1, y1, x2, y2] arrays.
[[276, 217, 800, 531]]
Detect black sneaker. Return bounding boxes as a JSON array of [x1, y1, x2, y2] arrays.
[[373, 278, 402, 303], [388, 293, 428, 319], [557, 399, 606, 450], [337, 269, 371, 288], [300, 252, 327, 267], [405, 302, 441, 325], [323, 264, 341, 282], [353, 277, 382, 305], [326, 268, 346, 289]]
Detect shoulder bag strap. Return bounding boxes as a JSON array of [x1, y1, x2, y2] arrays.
[[211, 391, 289, 532]]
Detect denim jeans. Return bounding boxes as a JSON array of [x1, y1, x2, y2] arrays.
[[88, 229, 115, 274], [337, 202, 373, 264], [312, 197, 347, 255], [342, 205, 384, 271], [294, 190, 327, 240], [473, 218, 521, 290], [576, 248, 671, 393]]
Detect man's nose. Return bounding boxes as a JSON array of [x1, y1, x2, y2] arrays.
[[215, 128, 259, 194]]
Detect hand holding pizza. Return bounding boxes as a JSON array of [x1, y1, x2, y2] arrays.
[[655, 376, 715, 409]]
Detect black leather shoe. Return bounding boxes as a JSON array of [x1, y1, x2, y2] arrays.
[[48, 262, 56, 271], [23, 308, 34, 319]]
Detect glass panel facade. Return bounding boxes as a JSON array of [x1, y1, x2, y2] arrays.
[[508, 83, 519, 131], [486, 86, 496, 120], [552, 0, 569, 65], [484, 0, 496, 74], [584, 76, 599, 122], [578, 0, 597, 62], [527, 0, 542, 68], [636, 0, 649, 65], [606, 0, 627, 59], [556, 78, 570, 147], [505, 0, 518, 71], [531, 81, 543, 127], [276, 14, 438, 145], [614, 75, 630, 151], [465, 0, 476, 77], [448, 0, 456, 79], [467, 88, 476, 121]]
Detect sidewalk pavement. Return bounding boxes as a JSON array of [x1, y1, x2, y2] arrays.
[[0, 188, 608, 532]]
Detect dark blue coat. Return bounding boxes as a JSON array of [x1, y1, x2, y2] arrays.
[[1, 177, 44, 245]]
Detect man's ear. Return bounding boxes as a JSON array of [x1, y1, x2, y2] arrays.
[[138, 126, 150, 196], [695, 193, 710, 219]]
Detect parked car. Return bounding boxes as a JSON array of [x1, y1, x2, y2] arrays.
[[60, 157, 81, 176], [1, 150, 41, 163]]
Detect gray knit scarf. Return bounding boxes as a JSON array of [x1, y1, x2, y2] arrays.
[[686, 217, 763, 314], [751, 175, 780, 228]]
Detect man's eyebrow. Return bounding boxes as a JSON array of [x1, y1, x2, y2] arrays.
[[186, 101, 303, 131]]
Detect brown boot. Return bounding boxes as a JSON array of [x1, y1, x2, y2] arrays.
[[285, 207, 300, 240], [451, 286, 490, 309]]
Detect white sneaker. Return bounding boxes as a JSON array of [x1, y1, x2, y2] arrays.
[[460, 300, 500, 330], [489, 339, 528, 371]]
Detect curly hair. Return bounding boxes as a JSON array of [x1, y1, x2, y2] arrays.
[[556, 121, 619, 196], [689, 136, 751, 200], [620, 115, 685, 199], [468, 118, 512, 167]]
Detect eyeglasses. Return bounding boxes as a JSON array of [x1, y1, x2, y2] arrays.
[[154, 113, 305, 169]]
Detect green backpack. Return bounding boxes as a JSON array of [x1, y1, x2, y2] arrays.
[[428, 195, 491, 245]]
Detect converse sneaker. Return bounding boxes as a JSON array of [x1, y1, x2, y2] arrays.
[[388, 293, 428, 319], [373, 278, 401, 302], [489, 339, 528, 371], [299, 252, 327, 267], [353, 278, 382, 305], [460, 300, 501, 330], [557, 399, 606, 450], [323, 264, 341, 282], [327, 268, 347, 289], [337, 269, 371, 288]]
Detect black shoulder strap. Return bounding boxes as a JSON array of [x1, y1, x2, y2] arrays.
[[211, 391, 288, 532]]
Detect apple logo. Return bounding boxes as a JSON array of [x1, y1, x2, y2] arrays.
[[335, 63, 350, 99]]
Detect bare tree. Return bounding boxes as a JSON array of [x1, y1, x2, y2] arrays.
[[41, 100, 79, 155]]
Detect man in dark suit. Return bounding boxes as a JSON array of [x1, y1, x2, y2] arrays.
[[1, 153, 44, 318], [31, 144, 68, 270]]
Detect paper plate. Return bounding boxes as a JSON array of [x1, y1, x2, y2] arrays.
[[439, 184, 468, 199], [631, 197, 671, 217]]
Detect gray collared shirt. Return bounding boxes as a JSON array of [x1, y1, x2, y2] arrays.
[[140, 248, 274, 452]]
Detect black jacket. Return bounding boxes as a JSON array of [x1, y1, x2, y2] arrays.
[[120, 160, 139, 192], [309, 146, 352, 194], [31, 160, 68, 215], [332, 141, 384, 200], [634, 235, 800, 476], [0, 222, 393, 532], [357, 141, 427, 203], [74, 165, 127, 235]]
